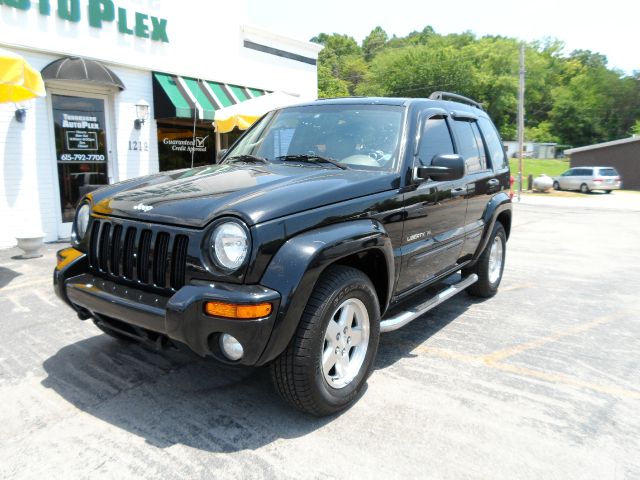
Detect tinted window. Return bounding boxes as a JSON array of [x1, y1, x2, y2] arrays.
[[478, 117, 507, 170], [562, 169, 573, 176], [417, 117, 454, 166], [452, 119, 486, 173], [599, 168, 618, 176]]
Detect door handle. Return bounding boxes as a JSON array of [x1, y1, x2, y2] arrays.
[[451, 187, 467, 197]]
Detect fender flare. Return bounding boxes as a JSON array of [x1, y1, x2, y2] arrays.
[[256, 219, 394, 365], [473, 192, 512, 263]]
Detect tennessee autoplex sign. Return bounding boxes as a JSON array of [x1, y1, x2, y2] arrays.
[[0, 0, 169, 42]]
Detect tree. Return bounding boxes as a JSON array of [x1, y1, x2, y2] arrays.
[[362, 26, 388, 62]]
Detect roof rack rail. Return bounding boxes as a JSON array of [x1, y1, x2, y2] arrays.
[[429, 91, 483, 110]]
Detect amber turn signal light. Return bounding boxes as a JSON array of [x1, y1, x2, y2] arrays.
[[204, 301, 272, 319], [56, 247, 83, 270]]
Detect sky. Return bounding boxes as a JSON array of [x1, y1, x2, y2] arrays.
[[245, 0, 638, 74]]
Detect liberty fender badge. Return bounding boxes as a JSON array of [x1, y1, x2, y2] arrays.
[[406, 231, 430, 243], [133, 203, 153, 212]]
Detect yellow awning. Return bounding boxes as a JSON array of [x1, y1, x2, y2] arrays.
[[0, 48, 46, 103], [213, 91, 303, 133]]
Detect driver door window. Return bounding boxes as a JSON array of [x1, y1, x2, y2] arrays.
[[417, 117, 455, 167]]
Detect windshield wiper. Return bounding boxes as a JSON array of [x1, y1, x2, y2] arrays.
[[225, 154, 269, 165], [276, 154, 349, 170]]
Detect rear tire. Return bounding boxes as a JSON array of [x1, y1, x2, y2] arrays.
[[463, 222, 506, 298], [553, 181, 561, 191], [605, 190, 612, 194], [270, 265, 380, 416], [580, 183, 590, 194]]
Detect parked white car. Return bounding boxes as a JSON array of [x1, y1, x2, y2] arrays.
[[553, 166, 621, 193]]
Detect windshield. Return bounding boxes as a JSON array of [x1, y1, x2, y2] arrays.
[[223, 104, 404, 171]]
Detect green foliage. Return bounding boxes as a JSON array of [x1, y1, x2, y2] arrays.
[[631, 119, 640, 135], [312, 27, 640, 148], [362, 26, 388, 61]]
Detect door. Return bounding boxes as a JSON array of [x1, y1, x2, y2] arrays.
[[559, 168, 575, 189], [451, 116, 500, 258], [396, 114, 467, 295], [49, 92, 114, 239]]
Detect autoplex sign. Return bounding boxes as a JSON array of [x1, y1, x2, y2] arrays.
[[0, 0, 169, 42]]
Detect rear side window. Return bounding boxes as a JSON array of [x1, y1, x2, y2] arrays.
[[577, 168, 593, 176], [452, 119, 487, 173], [598, 168, 618, 176], [478, 117, 507, 170], [417, 117, 455, 166]]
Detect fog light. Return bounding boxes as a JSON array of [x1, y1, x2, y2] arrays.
[[220, 334, 244, 361]]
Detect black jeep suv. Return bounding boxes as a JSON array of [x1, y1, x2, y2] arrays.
[[54, 93, 512, 416]]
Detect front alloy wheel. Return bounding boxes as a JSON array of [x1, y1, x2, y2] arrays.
[[271, 265, 380, 416], [322, 298, 370, 389]]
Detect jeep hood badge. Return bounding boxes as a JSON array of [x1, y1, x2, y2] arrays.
[[133, 203, 153, 212]]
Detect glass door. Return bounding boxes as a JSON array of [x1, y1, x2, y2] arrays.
[[51, 94, 110, 232]]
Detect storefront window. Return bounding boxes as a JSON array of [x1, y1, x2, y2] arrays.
[[52, 94, 109, 222], [157, 124, 216, 171]]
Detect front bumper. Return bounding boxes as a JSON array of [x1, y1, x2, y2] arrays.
[[54, 249, 281, 366]]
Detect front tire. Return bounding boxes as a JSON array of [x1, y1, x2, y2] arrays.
[[580, 183, 590, 194], [270, 265, 380, 416], [463, 222, 506, 298], [553, 181, 561, 191]]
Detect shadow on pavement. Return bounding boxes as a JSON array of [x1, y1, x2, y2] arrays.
[[0, 266, 22, 289], [376, 292, 482, 369], [41, 291, 482, 451]]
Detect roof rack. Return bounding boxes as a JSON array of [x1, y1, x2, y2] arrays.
[[429, 91, 483, 110]]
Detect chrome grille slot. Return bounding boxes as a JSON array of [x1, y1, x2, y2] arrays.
[[153, 232, 170, 288], [170, 235, 189, 290], [122, 227, 137, 280], [137, 229, 152, 283], [98, 222, 111, 272]]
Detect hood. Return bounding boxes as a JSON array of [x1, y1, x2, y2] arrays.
[[91, 163, 398, 228]]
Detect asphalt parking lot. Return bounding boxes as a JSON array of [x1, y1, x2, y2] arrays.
[[1, 192, 639, 479]]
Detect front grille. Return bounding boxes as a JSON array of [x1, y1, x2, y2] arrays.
[[88, 219, 189, 290]]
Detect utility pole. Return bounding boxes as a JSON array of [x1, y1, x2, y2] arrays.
[[517, 42, 525, 202]]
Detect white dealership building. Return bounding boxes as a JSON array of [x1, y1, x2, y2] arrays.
[[0, 0, 320, 247]]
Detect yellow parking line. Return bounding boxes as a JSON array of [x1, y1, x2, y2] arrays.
[[491, 362, 640, 400], [0, 279, 51, 294], [405, 312, 640, 400], [483, 313, 621, 365]]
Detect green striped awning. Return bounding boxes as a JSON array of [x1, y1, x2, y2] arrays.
[[152, 72, 270, 121]]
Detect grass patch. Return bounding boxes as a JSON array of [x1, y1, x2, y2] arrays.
[[508, 158, 570, 179]]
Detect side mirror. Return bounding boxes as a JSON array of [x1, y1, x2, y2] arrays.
[[216, 148, 228, 162], [416, 154, 465, 181]]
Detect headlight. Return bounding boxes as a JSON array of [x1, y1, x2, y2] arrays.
[[75, 203, 91, 240], [209, 221, 249, 271]]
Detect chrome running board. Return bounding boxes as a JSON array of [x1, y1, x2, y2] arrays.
[[380, 274, 478, 333]]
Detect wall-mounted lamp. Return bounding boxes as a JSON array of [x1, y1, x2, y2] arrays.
[[134, 99, 150, 130], [14, 102, 28, 123], [15, 108, 27, 123]]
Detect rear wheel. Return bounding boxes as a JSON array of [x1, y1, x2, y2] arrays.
[[553, 181, 561, 191], [270, 265, 380, 416], [463, 222, 506, 298], [605, 190, 612, 194], [580, 183, 590, 194]]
